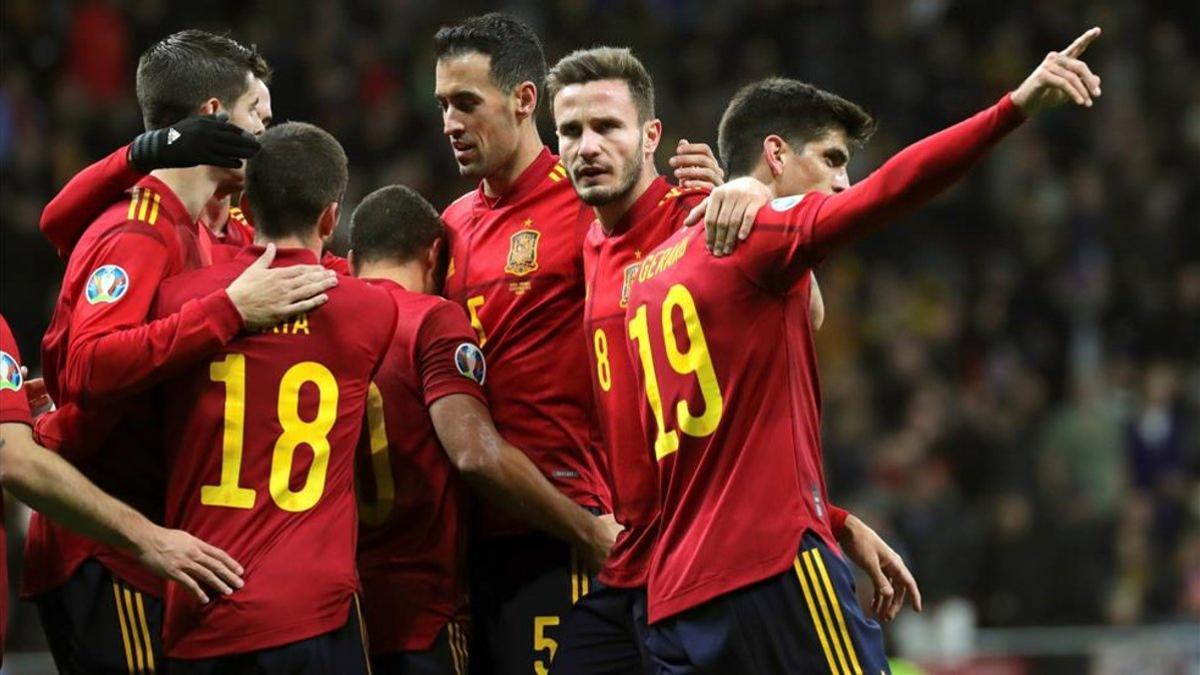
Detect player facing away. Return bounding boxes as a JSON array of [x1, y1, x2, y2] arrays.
[[546, 47, 919, 674], [623, 28, 1102, 674], [0, 314, 244, 666], [25, 31, 334, 674], [153, 122, 394, 672], [348, 185, 618, 675]]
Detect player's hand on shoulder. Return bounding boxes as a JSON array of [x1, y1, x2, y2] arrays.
[[683, 176, 773, 257], [837, 514, 922, 622], [669, 139, 724, 190], [128, 113, 261, 173], [134, 526, 245, 604], [1012, 27, 1102, 116], [225, 244, 339, 331]]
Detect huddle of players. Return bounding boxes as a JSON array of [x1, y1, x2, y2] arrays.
[[6, 10, 1104, 675]]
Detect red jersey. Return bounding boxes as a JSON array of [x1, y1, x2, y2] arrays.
[[25, 176, 243, 598], [0, 314, 34, 663], [627, 94, 1025, 622], [442, 146, 607, 533], [583, 178, 706, 589], [355, 278, 486, 654], [154, 246, 396, 658]]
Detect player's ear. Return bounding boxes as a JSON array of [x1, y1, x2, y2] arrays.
[[318, 202, 339, 239], [515, 81, 538, 121], [198, 97, 221, 116], [763, 135, 787, 178], [643, 118, 662, 155]]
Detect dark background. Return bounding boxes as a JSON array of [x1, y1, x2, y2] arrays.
[[2, 0, 1198, 658]]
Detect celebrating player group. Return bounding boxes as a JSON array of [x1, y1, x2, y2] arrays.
[[0, 11, 1104, 675]]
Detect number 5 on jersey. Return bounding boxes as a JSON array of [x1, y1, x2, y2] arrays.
[[627, 284, 724, 460]]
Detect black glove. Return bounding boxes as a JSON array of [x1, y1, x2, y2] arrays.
[[128, 114, 261, 172]]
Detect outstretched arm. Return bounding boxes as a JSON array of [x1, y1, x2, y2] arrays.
[[1, 422, 243, 603]]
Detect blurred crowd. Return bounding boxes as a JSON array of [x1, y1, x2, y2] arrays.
[[2, 0, 1197, 652]]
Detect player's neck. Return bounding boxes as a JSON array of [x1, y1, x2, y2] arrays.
[[202, 195, 231, 235], [596, 163, 660, 234], [356, 261, 428, 294], [256, 234, 323, 259], [749, 167, 783, 199], [151, 167, 223, 222], [481, 126, 544, 199]]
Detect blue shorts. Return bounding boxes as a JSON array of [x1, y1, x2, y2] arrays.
[[370, 620, 471, 675], [551, 582, 653, 674], [645, 532, 888, 674]]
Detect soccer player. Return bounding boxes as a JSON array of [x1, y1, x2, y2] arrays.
[[348, 185, 621, 674], [432, 14, 722, 673], [546, 46, 919, 673], [24, 31, 336, 673], [622, 28, 1102, 673], [153, 121, 394, 672], [0, 313, 244, 665]]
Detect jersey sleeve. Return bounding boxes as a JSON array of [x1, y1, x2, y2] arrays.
[[40, 145, 143, 259], [0, 315, 33, 426], [64, 224, 243, 404], [737, 94, 1026, 290], [414, 301, 487, 407]]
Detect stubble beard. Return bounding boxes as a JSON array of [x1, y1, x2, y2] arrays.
[[574, 152, 643, 206]]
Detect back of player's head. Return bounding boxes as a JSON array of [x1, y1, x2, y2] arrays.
[[245, 122, 348, 240], [136, 29, 269, 130], [718, 78, 875, 178], [546, 47, 655, 123], [350, 186, 445, 268], [434, 13, 547, 94]]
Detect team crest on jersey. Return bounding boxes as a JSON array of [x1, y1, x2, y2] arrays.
[[770, 194, 806, 212], [0, 351, 22, 392], [85, 265, 130, 305], [504, 225, 541, 277], [454, 343, 487, 385], [619, 263, 641, 308]]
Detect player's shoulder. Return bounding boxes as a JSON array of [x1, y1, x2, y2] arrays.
[[754, 191, 825, 226], [657, 185, 709, 211], [441, 190, 476, 225]]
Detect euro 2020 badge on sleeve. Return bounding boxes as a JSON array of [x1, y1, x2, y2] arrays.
[[454, 343, 487, 385], [85, 265, 130, 305], [0, 350, 21, 392]]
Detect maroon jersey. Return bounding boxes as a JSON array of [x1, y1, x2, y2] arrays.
[[25, 176, 242, 599], [627, 95, 1025, 622], [0, 314, 33, 662], [442, 146, 607, 533], [154, 246, 396, 658], [355, 278, 486, 654], [583, 178, 706, 589]]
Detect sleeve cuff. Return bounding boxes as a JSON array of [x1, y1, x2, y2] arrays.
[[999, 92, 1028, 124], [200, 290, 245, 340], [828, 504, 849, 537]]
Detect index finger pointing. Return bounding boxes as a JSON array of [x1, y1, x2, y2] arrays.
[[1062, 26, 1101, 58]]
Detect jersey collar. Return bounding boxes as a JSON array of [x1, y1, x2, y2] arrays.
[[603, 176, 673, 237], [476, 146, 559, 210], [235, 244, 321, 266]]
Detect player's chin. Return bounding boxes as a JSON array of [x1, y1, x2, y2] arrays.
[[215, 167, 246, 193], [577, 184, 620, 206]]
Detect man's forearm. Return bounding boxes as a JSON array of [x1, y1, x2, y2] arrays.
[[0, 423, 154, 556]]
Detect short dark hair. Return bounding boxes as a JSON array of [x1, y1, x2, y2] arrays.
[[718, 78, 876, 178], [350, 186, 445, 267], [546, 47, 655, 122], [245, 122, 348, 240], [434, 13, 547, 94], [136, 29, 269, 130]]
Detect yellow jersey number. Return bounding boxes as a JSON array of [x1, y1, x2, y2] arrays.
[[627, 284, 724, 460], [466, 295, 488, 347], [204, 354, 339, 512], [593, 328, 612, 392], [356, 382, 396, 526]]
